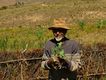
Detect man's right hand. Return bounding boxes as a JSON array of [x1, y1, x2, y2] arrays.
[[47, 57, 60, 69], [47, 58, 54, 66]]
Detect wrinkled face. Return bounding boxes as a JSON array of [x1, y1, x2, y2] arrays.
[[52, 28, 67, 41]]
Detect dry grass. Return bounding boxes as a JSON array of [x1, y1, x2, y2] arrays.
[[0, 44, 106, 80], [0, 0, 106, 27]]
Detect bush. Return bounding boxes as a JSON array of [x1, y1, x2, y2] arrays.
[[0, 6, 8, 10]]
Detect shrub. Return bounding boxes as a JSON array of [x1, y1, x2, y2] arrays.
[[0, 6, 8, 10]]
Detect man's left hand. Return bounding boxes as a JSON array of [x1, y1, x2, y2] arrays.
[[57, 57, 70, 69]]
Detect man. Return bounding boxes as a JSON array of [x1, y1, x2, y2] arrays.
[[41, 19, 81, 80]]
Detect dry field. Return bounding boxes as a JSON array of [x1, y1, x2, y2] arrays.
[[0, 43, 106, 80]]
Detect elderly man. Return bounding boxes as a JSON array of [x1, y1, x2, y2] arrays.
[[41, 19, 81, 80]]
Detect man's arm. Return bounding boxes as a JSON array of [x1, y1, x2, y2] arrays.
[[60, 41, 81, 71], [66, 53, 81, 71], [41, 49, 51, 70]]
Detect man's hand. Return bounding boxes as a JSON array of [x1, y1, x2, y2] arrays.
[[47, 57, 61, 69], [47, 56, 70, 69], [47, 58, 54, 68], [57, 57, 70, 69]]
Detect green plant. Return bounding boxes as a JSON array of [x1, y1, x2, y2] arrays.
[[0, 36, 8, 51], [77, 20, 85, 30], [52, 42, 65, 58], [35, 25, 46, 48], [95, 19, 106, 29]]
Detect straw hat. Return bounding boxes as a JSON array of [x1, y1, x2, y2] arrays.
[[48, 18, 70, 30]]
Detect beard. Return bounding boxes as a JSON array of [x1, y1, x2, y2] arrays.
[[55, 35, 64, 41]]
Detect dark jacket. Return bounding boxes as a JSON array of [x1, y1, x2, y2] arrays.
[[41, 37, 81, 80]]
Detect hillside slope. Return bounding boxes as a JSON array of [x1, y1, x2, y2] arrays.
[[0, 0, 106, 27], [0, 0, 16, 6], [0, 0, 56, 6]]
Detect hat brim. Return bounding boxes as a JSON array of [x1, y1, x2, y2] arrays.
[[48, 26, 70, 30]]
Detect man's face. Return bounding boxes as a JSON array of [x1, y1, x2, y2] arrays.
[[52, 28, 67, 41]]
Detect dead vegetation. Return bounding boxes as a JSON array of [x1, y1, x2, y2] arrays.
[[0, 43, 106, 80]]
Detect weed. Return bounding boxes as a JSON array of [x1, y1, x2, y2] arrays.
[[77, 20, 85, 30], [96, 19, 106, 29]]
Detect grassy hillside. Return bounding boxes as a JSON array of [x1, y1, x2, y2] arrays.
[[0, 0, 106, 51]]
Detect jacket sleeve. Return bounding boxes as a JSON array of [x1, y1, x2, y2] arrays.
[[65, 42, 81, 71], [41, 48, 51, 70], [66, 53, 81, 71]]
